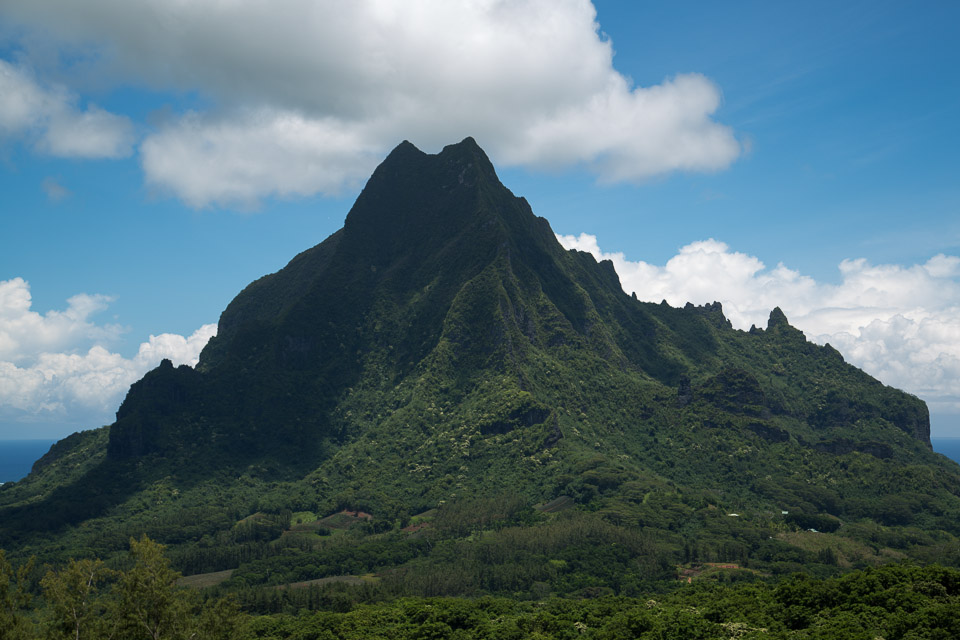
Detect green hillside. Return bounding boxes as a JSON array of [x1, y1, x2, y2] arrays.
[[3, 139, 960, 625]]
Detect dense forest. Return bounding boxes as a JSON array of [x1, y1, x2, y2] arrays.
[[4, 535, 960, 639]]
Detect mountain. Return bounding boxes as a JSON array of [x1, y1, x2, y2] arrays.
[[2, 138, 960, 595]]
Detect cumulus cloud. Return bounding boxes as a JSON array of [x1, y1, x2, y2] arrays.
[[0, 0, 740, 208], [140, 110, 383, 208], [558, 233, 960, 415], [38, 104, 134, 158], [0, 278, 215, 433], [0, 60, 134, 158], [0, 278, 120, 362]]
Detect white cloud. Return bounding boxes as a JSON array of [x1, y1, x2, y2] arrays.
[[0, 0, 740, 207], [0, 60, 134, 159], [38, 103, 135, 158], [558, 233, 960, 416], [502, 73, 739, 179], [0, 278, 215, 432], [0, 278, 120, 362], [0, 60, 47, 133], [140, 110, 383, 208]]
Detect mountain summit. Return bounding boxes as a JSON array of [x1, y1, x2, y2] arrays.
[[103, 135, 938, 510], [3, 139, 955, 574], [108, 136, 652, 467]]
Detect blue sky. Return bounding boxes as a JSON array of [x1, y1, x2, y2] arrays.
[[1, 0, 959, 439]]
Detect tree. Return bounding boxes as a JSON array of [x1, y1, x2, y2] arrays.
[[193, 596, 248, 640], [115, 535, 190, 640], [42, 557, 116, 640], [0, 550, 34, 640], [111, 535, 248, 640]]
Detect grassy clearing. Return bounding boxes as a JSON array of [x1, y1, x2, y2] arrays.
[[318, 510, 371, 530], [177, 569, 234, 589], [535, 495, 574, 513], [291, 511, 318, 525], [276, 573, 380, 590], [776, 531, 906, 567]]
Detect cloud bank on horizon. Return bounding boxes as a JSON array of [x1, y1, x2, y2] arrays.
[[0, 0, 739, 208], [0, 278, 215, 434], [559, 234, 960, 419]]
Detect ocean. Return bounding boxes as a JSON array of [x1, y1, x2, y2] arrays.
[[933, 438, 960, 465], [0, 440, 57, 484]]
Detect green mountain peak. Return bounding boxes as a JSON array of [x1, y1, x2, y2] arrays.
[[767, 306, 790, 329], [3, 140, 955, 587], [105, 138, 933, 473]]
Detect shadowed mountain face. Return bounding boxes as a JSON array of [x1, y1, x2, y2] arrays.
[[106, 137, 723, 466], [3, 138, 947, 558], [109, 138, 604, 461]]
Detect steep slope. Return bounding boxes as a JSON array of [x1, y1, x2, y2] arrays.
[[2, 139, 958, 582], [104, 136, 737, 475]]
